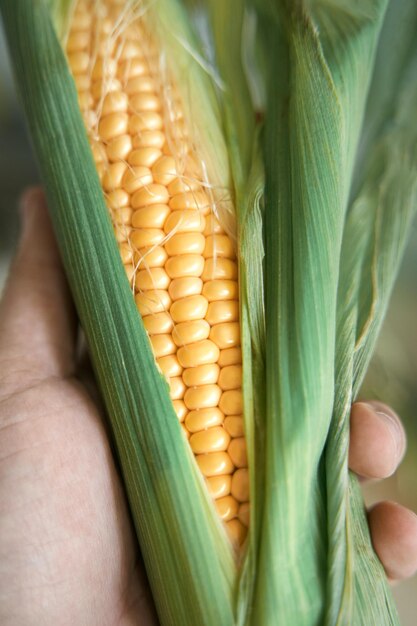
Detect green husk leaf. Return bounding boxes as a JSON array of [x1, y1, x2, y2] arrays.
[[1, 2, 237, 624], [236, 134, 266, 623], [253, 0, 395, 624], [328, 41, 417, 625], [206, 0, 256, 188], [45, 0, 73, 39]]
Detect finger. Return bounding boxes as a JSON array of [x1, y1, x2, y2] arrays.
[[349, 401, 406, 480], [368, 501, 417, 581], [0, 188, 77, 387]]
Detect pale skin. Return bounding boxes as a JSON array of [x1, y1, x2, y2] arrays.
[[0, 188, 416, 625]]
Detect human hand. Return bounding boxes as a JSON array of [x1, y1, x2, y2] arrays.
[[349, 400, 417, 582], [0, 188, 156, 625], [0, 189, 416, 625]]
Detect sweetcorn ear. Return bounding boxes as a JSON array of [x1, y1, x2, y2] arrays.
[[1, 0, 251, 622], [65, 0, 249, 545]]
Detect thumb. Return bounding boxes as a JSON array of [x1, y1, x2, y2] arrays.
[[0, 188, 77, 390]]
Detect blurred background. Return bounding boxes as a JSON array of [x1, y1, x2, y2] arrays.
[[1, 19, 416, 625]]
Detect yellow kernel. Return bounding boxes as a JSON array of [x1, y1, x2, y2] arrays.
[[67, 30, 90, 52], [209, 322, 240, 349], [82, 110, 97, 129], [169, 190, 210, 213], [181, 424, 190, 440], [73, 74, 91, 92], [180, 424, 190, 439], [164, 210, 206, 235], [215, 495, 239, 521], [218, 348, 242, 368], [190, 426, 230, 454], [143, 312, 174, 335], [98, 15, 113, 36], [124, 263, 134, 283], [170, 376, 186, 400], [150, 334, 176, 358], [231, 468, 249, 502], [184, 385, 222, 411], [196, 451, 234, 477], [122, 166, 153, 194], [130, 92, 161, 112], [92, 56, 117, 80], [106, 134, 132, 162], [220, 390, 243, 416], [224, 415, 245, 437], [117, 57, 156, 83], [170, 295, 208, 324], [183, 364, 219, 387], [228, 437, 247, 468], [112, 207, 132, 225], [207, 475, 231, 499], [128, 147, 162, 168], [158, 355, 183, 379], [172, 319, 210, 346], [226, 518, 247, 546], [168, 277, 203, 301], [218, 366, 242, 391], [165, 254, 204, 279], [203, 214, 225, 236], [202, 258, 238, 281], [131, 204, 170, 229], [101, 90, 129, 115], [102, 162, 128, 191], [99, 112, 129, 141], [120, 40, 143, 60], [185, 408, 224, 433], [119, 242, 133, 264], [71, 10, 91, 30], [177, 339, 219, 368], [135, 267, 170, 291], [204, 235, 235, 258], [90, 141, 107, 163], [152, 156, 177, 185], [172, 399, 187, 422], [113, 224, 131, 243], [202, 280, 239, 302], [107, 189, 130, 209], [121, 60, 150, 84], [129, 112, 163, 133], [206, 301, 239, 325], [123, 74, 155, 92], [130, 228, 165, 248], [132, 184, 169, 208], [134, 246, 168, 268], [167, 177, 201, 196], [96, 162, 106, 183], [78, 90, 93, 110], [135, 290, 171, 315], [68, 51, 89, 74], [133, 130, 165, 149], [91, 77, 122, 100], [74, 74, 91, 91], [238, 502, 250, 527], [165, 233, 205, 256]]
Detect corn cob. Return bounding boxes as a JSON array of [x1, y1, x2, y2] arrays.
[[66, 0, 249, 546]]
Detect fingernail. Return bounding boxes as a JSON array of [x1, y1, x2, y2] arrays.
[[367, 403, 406, 462]]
